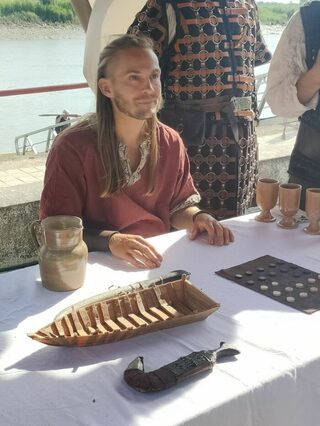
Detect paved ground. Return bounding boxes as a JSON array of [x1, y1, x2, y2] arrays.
[[0, 164, 45, 188], [0, 153, 47, 189], [257, 117, 297, 160], [0, 119, 298, 190]]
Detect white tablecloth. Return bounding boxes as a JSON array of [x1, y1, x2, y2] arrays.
[[1, 213, 320, 426]]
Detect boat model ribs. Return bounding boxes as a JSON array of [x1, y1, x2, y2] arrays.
[[28, 275, 220, 347]]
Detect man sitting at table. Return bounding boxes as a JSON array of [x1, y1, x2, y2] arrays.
[[40, 34, 234, 269]]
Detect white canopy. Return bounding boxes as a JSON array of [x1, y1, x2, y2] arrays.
[[81, 0, 147, 92]]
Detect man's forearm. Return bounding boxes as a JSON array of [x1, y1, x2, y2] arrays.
[[83, 228, 119, 252], [296, 66, 320, 106], [170, 206, 200, 230]]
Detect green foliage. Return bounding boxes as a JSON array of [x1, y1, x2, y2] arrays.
[[257, 2, 300, 25], [0, 0, 78, 24], [0, 10, 42, 25], [0, 0, 301, 26]]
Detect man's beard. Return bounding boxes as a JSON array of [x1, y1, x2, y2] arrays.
[[113, 93, 159, 120]]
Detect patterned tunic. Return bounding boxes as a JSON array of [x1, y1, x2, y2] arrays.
[[128, 0, 271, 219]]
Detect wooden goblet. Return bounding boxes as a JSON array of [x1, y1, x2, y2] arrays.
[[304, 188, 320, 235], [255, 178, 279, 222], [277, 183, 302, 229]]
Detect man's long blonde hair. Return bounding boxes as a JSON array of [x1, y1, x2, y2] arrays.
[[89, 34, 160, 197]]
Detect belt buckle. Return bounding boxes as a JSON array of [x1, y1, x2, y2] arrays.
[[230, 96, 251, 112]]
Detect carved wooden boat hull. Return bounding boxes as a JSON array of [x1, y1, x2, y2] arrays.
[[28, 277, 220, 347]]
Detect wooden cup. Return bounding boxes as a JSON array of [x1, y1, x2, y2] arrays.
[[255, 178, 279, 222], [304, 188, 320, 235], [277, 183, 302, 229]]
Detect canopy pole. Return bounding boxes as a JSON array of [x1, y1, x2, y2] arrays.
[[70, 0, 92, 31]]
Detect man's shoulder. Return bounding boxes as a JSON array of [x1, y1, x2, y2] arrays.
[[52, 121, 97, 154], [157, 121, 183, 146]]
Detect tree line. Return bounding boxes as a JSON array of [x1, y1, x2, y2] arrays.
[[0, 0, 300, 26], [0, 0, 78, 24], [258, 2, 300, 25]]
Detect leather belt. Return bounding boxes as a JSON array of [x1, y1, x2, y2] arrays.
[[163, 96, 251, 112], [163, 96, 230, 112], [162, 96, 252, 142]]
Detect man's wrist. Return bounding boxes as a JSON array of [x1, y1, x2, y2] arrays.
[[192, 210, 216, 222], [106, 231, 119, 250], [83, 228, 120, 252]]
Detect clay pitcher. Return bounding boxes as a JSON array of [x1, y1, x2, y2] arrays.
[[31, 216, 88, 292]]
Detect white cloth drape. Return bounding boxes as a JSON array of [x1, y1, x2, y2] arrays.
[[83, 0, 147, 92], [1, 213, 320, 425], [266, 10, 319, 118]]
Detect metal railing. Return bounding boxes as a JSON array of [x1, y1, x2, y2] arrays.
[[0, 82, 88, 98], [255, 72, 298, 139], [255, 72, 268, 119], [0, 82, 88, 155], [14, 118, 80, 155]]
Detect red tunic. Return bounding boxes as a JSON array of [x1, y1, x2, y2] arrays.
[[40, 122, 199, 237]]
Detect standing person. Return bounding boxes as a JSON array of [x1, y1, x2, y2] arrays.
[[127, 0, 271, 220], [40, 34, 234, 269], [266, 1, 320, 209], [55, 109, 71, 134]]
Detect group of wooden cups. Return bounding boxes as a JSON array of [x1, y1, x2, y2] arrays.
[[255, 178, 320, 234]]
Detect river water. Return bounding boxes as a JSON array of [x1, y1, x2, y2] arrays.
[[0, 31, 280, 154]]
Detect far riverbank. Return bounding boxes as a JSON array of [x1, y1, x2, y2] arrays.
[[0, 22, 283, 41], [0, 22, 84, 40]]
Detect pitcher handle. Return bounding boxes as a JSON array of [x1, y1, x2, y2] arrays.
[[30, 220, 42, 248]]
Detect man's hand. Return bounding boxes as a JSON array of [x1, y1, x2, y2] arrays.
[[189, 213, 234, 246], [311, 50, 320, 74], [109, 233, 163, 269]]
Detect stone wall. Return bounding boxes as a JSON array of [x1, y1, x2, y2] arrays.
[[0, 201, 39, 271], [259, 156, 290, 184]]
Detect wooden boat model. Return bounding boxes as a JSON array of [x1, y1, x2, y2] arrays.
[[28, 273, 220, 347]]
